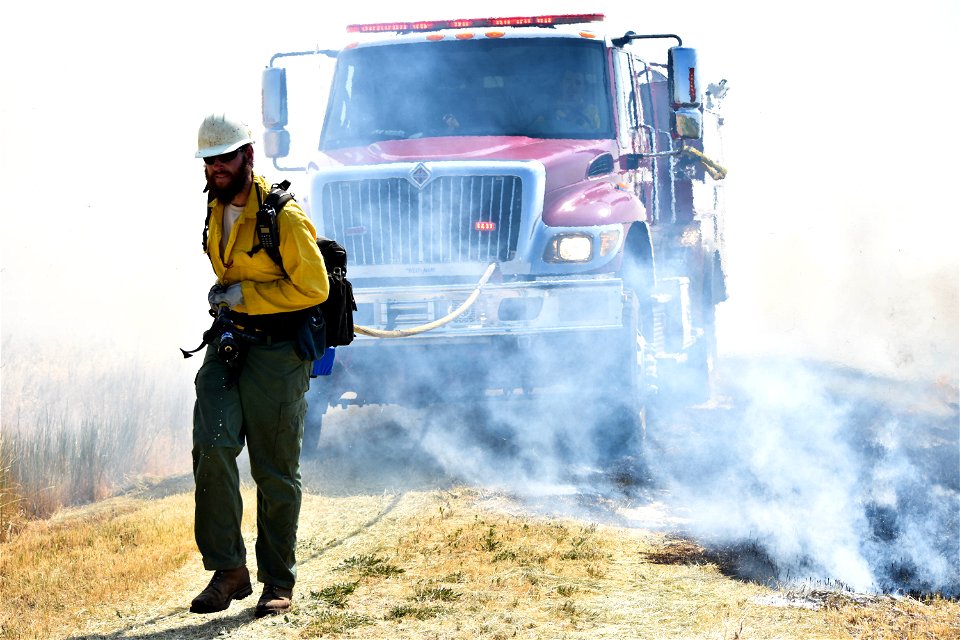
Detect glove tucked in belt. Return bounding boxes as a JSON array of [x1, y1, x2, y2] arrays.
[[208, 282, 244, 310]]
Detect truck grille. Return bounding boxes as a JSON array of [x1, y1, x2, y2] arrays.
[[320, 175, 523, 266]]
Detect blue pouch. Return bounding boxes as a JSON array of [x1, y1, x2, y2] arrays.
[[311, 347, 336, 377]]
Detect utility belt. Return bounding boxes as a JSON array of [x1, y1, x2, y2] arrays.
[[221, 309, 312, 344], [181, 306, 326, 388]]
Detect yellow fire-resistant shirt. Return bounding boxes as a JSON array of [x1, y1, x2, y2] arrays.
[[205, 174, 329, 315]]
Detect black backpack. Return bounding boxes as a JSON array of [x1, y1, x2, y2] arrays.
[[203, 180, 357, 347]]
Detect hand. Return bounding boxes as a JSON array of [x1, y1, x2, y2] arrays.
[[208, 282, 244, 309]]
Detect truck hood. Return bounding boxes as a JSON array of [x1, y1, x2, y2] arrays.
[[318, 136, 617, 193]]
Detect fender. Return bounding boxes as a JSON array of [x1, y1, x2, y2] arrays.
[[542, 179, 647, 227]]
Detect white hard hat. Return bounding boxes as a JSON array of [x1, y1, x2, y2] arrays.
[[195, 113, 255, 158]]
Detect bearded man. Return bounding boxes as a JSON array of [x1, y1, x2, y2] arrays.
[[188, 113, 328, 618]]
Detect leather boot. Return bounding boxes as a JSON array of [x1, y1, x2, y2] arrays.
[[255, 584, 293, 618], [189, 566, 253, 614]]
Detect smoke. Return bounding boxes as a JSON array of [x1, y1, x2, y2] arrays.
[[308, 338, 958, 597], [644, 358, 958, 595]]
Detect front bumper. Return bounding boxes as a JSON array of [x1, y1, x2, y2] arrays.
[[318, 277, 632, 405], [350, 276, 626, 343]]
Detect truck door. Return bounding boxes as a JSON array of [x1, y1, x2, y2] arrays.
[[612, 49, 641, 174]]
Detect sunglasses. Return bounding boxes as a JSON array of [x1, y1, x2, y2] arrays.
[[203, 148, 242, 165]]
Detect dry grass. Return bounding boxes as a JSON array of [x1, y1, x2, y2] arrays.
[[2, 485, 958, 640], [0, 439, 23, 542], [826, 594, 960, 640], [0, 337, 192, 531], [289, 488, 960, 640], [0, 491, 197, 640]]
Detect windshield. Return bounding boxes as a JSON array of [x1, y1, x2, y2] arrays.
[[321, 37, 612, 149]]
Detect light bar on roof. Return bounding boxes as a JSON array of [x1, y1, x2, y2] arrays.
[[346, 13, 604, 33]]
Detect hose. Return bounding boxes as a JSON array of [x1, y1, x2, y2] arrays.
[[682, 146, 728, 180], [354, 262, 498, 338]]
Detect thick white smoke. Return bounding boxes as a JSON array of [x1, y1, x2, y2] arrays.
[[644, 359, 958, 595], [313, 351, 958, 596]]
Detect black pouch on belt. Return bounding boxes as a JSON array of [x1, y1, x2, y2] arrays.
[[295, 311, 326, 362]]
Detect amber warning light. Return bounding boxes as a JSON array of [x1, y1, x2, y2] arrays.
[[475, 221, 497, 232], [347, 14, 604, 33]]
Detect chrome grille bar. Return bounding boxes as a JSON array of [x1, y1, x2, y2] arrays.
[[321, 175, 523, 266]]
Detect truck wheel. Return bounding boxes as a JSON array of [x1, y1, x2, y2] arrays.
[[657, 255, 719, 406], [686, 331, 713, 404], [606, 393, 647, 454], [663, 301, 714, 405], [612, 229, 655, 451], [603, 290, 649, 456], [680, 259, 719, 404], [694, 300, 717, 399]]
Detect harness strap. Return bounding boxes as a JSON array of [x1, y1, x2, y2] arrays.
[[249, 181, 293, 278], [202, 189, 215, 255], [180, 341, 206, 358]]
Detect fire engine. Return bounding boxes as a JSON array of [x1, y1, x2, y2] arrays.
[[260, 13, 729, 450]]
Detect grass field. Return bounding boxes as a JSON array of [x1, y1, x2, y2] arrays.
[[0, 483, 957, 640], [2, 340, 956, 639], [0, 337, 192, 534]]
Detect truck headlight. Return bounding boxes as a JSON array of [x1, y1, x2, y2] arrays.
[[544, 233, 593, 263]]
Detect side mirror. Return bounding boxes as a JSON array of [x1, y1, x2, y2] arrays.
[[264, 129, 291, 159], [667, 47, 700, 108], [672, 108, 702, 139], [667, 47, 702, 140], [262, 67, 290, 158]]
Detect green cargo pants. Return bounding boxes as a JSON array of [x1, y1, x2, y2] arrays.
[[192, 338, 310, 589]]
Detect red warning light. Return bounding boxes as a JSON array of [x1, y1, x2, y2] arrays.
[[347, 14, 603, 33], [492, 16, 534, 27], [475, 221, 497, 232]]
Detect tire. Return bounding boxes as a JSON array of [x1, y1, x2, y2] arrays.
[[656, 253, 719, 406], [683, 323, 714, 404], [680, 257, 720, 404], [657, 314, 713, 405], [613, 227, 655, 450], [601, 289, 649, 456]]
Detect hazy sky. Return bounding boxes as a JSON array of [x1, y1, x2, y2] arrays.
[[1, 0, 957, 383]]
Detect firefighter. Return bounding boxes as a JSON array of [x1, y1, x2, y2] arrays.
[[189, 113, 329, 618]]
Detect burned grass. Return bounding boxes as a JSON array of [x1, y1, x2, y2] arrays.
[[639, 534, 710, 565]]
